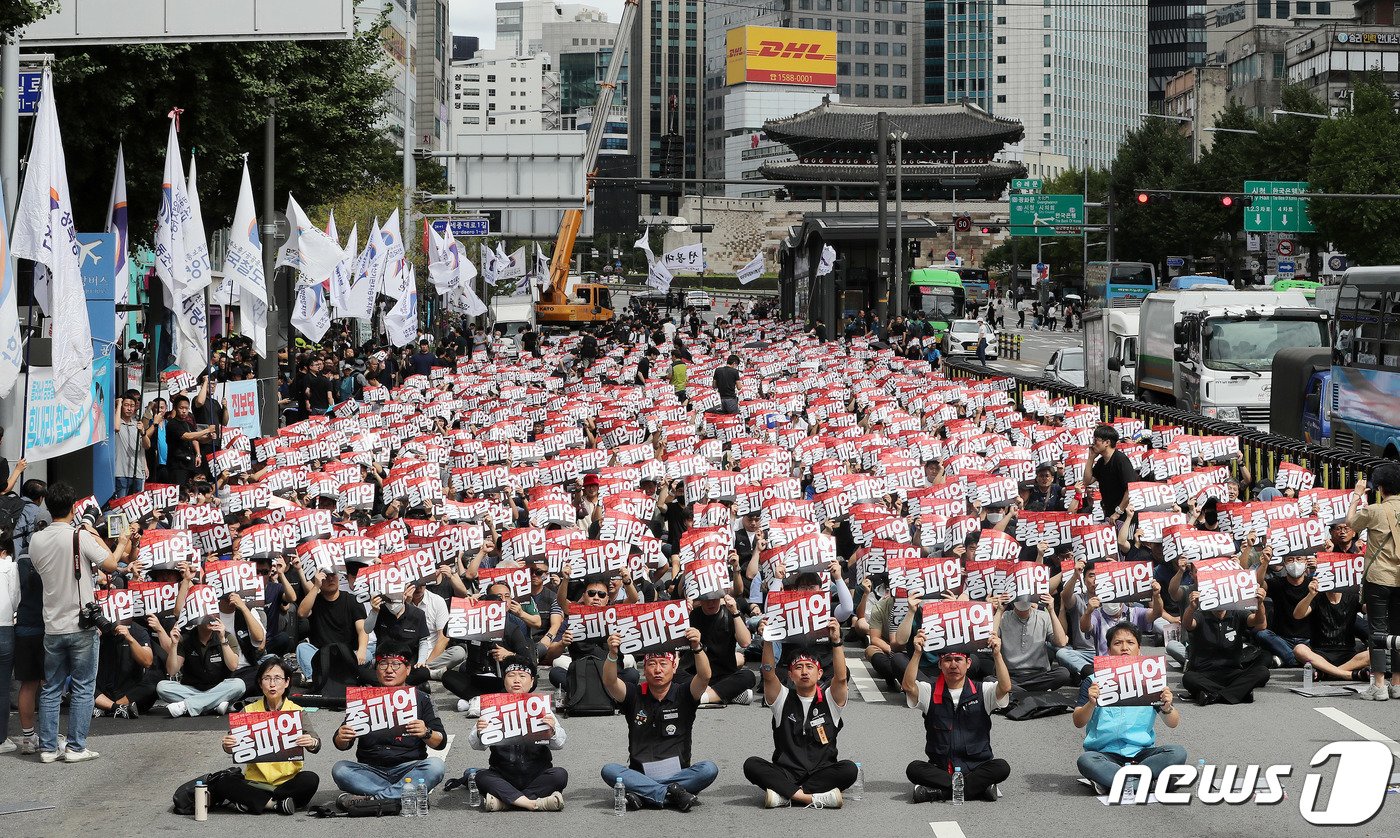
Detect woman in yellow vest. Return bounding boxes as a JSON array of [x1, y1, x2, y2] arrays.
[[211, 657, 321, 814]]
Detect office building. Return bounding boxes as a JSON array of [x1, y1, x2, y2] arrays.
[[453, 35, 480, 63], [497, 0, 609, 57], [1221, 26, 1295, 116], [1287, 19, 1400, 110], [1148, 0, 1208, 107], [451, 52, 561, 135], [415, 0, 450, 152], [631, 0, 707, 215]]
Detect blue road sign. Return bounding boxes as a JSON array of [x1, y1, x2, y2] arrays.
[[17, 71, 42, 115], [1166, 257, 1185, 268], [430, 218, 490, 238]]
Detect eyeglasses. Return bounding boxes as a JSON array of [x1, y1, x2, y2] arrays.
[[530, 568, 546, 576], [584, 590, 608, 598], [260, 675, 288, 684], [376, 660, 407, 671]]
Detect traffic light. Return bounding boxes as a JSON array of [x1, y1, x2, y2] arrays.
[[1136, 191, 1170, 205], [1220, 195, 1235, 207], [1219, 195, 1254, 208], [980, 225, 1002, 234], [908, 240, 921, 260]]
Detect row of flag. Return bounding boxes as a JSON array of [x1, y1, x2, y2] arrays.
[[634, 233, 766, 294]]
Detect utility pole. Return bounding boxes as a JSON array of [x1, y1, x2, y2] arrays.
[[1, 37, 19, 219], [876, 110, 889, 321], [402, 6, 417, 250], [892, 130, 906, 319], [259, 98, 280, 436]]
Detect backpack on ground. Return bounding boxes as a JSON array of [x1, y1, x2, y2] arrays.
[[171, 767, 242, 815], [563, 655, 615, 717]]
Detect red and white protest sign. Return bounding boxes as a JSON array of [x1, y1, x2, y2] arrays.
[[1315, 552, 1364, 593], [1274, 462, 1315, 494], [973, 529, 1020, 565], [919, 600, 995, 654], [1196, 566, 1258, 612], [478, 693, 554, 746], [445, 599, 507, 641], [344, 686, 417, 736], [607, 601, 691, 655], [1009, 561, 1050, 600], [762, 590, 831, 641], [229, 710, 305, 763], [1136, 511, 1187, 544], [890, 555, 962, 598], [353, 562, 408, 604], [501, 527, 547, 565], [1070, 524, 1118, 564], [1266, 517, 1327, 561], [683, 558, 732, 600], [138, 529, 200, 570], [178, 584, 220, 628], [1127, 482, 1176, 513], [572, 539, 628, 580], [130, 581, 180, 619], [1093, 655, 1168, 707], [95, 588, 134, 626], [1092, 561, 1154, 604], [478, 566, 531, 600], [564, 604, 610, 642]]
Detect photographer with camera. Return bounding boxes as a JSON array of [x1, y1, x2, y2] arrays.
[[28, 482, 130, 763]]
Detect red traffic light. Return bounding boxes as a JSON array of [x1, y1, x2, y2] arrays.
[[1137, 192, 1151, 204], [1220, 195, 1235, 207]]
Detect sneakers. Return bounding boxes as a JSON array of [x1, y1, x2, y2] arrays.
[[807, 789, 843, 809], [18, 733, 38, 755], [1091, 781, 1109, 796], [731, 689, 755, 706], [336, 792, 372, 812], [39, 750, 61, 763], [0, 739, 15, 755], [624, 792, 647, 812], [665, 783, 698, 813], [165, 701, 189, 718], [458, 696, 481, 716], [113, 702, 140, 720], [275, 797, 297, 816], [763, 788, 787, 809], [62, 748, 100, 763], [1390, 684, 1400, 700], [982, 784, 1000, 802], [536, 791, 564, 812], [911, 784, 945, 804], [483, 793, 506, 812], [214, 700, 231, 716], [1358, 683, 1391, 701]]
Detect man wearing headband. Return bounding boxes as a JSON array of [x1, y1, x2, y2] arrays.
[[742, 618, 854, 808], [466, 660, 568, 811], [901, 629, 1012, 803], [331, 647, 447, 807], [600, 627, 716, 812]]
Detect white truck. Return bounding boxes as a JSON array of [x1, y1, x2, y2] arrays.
[[1136, 288, 1329, 430], [1082, 308, 1140, 398]]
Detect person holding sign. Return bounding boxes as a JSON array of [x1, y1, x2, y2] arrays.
[[295, 564, 368, 691], [1180, 588, 1270, 705], [212, 658, 321, 815], [599, 628, 717, 812], [466, 661, 568, 811], [156, 592, 249, 718], [331, 649, 447, 805], [1079, 425, 1137, 522], [901, 629, 1012, 803], [1345, 467, 1400, 701], [1071, 623, 1184, 795], [1290, 574, 1368, 681], [691, 593, 757, 706], [1000, 593, 1074, 693], [742, 620, 855, 809]]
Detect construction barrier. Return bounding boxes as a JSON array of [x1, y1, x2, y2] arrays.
[[945, 360, 1386, 493]]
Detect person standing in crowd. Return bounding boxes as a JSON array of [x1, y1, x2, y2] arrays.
[[902, 629, 1012, 803], [112, 394, 149, 498], [742, 619, 855, 809], [332, 649, 447, 806], [976, 320, 992, 367], [29, 482, 133, 762], [164, 394, 214, 489], [1080, 425, 1137, 522], [0, 528, 17, 754], [1347, 465, 1400, 700], [713, 354, 741, 415], [670, 351, 689, 403], [213, 658, 321, 814], [1071, 623, 1184, 794], [467, 660, 568, 811], [600, 629, 716, 812]]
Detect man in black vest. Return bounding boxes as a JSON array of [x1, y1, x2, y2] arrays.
[[742, 619, 856, 808], [600, 629, 716, 812], [902, 630, 1012, 803]]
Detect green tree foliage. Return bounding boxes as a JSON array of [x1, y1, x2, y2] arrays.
[[1308, 77, 1400, 265], [48, 28, 399, 242], [0, 0, 57, 37]]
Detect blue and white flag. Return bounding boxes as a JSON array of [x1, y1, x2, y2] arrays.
[[106, 144, 130, 347], [152, 115, 210, 374], [0, 180, 22, 397], [224, 158, 268, 358]]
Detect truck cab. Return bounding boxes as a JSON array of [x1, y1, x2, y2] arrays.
[[1083, 309, 1139, 397], [1301, 370, 1332, 445]]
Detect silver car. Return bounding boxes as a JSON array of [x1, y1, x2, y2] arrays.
[[1044, 347, 1086, 387]]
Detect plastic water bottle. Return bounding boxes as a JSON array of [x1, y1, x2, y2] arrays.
[[554, 682, 565, 710], [416, 777, 429, 817], [1123, 775, 1139, 804], [614, 777, 627, 817], [401, 779, 418, 817], [1303, 662, 1315, 689], [193, 779, 208, 822], [951, 766, 965, 805], [850, 761, 864, 801], [467, 769, 480, 808]]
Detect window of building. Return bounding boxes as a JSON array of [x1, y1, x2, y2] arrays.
[[876, 63, 889, 76], [838, 40, 850, 54], [856, 62, 870, 75], [875, 42, 889, 55], [894, 63, 907, 77], [1044, 34, 1051, 47], [996, 94, 1006, 103], [895, 21, 907, 35], [1043, 113, 1052, 126], [818, 0, 832, 8], [1257, 0, 1271, 16], [893, 43, 907, 56], [838, 19, 851, 31], [894, 85, 907, 98], [838, 61, 851, 75], [859, 0, 870, 10], [799, 0, 812, 7], [798, 17, 812, 27], [1044, 93, 1051, 105], [1044, 74, 1051, 86], [856, 42, 870, 54], [996, 35, 1006, 44], [838, 0, 851, 8], [838, 82, 852, 95], [857, 19, 870, 33], [875, 20, 888, 34], [997, 16, 1007, 23], [875, 84, 889, 97], [487, 75, 496, 82], [1273, 51, 1285, 76], [997, 74, 1006, 83], [856, 83, 870, 96], [1276, 0, 1290, 16], [1296, 0, 1310, 10], [997, 55, 1006, 64], [1044, 54, 1052, 67], [1317, 2, 1331, 11], [1044, 14, 1051, 26], [818, 18, 832, 29]]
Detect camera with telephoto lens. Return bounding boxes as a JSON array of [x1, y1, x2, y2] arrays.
[[78, 601, 116, 635]]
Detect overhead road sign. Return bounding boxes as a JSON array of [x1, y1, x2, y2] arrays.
[[1009, 193, 1085, 237]]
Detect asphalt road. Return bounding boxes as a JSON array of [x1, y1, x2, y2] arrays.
[[4, 642, 1396, 838], [966, 325, 1086, 381]]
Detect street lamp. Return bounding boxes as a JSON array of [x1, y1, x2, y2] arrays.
[[1271, 109, 1330, 121], [1140, 111, 1198, 162], [1202, 127, 1260, 135]]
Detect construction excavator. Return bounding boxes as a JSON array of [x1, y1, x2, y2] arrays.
[[534, 0, 637, 327]]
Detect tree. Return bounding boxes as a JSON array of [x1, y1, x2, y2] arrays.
[[1, 0, 57, 37], [1108, 120, 1226, 270], [1308, 76, 1400, 265], [48, 27, 399, 242]]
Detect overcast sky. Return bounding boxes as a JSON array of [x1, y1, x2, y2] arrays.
[[450, 1, 627, 50]]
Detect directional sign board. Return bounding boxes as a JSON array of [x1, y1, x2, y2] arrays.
[[16, 71, 42, 115], [430, 218, 491, 238], [1010, 194, 1085, 238], [1244, 181, 1316, 234], [1277, 259, 1296, 278], [1011, 178, 1042, 193]]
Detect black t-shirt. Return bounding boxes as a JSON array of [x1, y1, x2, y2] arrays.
[[1091, 449, 1137, 517], [687, 606, 739, 681], [713, 366, 740, 399], [97, 623, 152, 693], [619, 675, 700, 771], [1266, 575, 1313, 639], [1308, 590, 1360, 651], [306, 374, 335, 412], [166, 417, 198, 467], [374, 601, 430, 654], [308, 592, 366, 649]]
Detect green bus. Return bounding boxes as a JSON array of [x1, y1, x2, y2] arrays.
[[908, 268, 966, 339], [1273, 278, 1320, 300]]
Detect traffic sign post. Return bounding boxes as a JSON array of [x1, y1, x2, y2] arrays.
[[1277, 259, 1296, 279], [1277, 239, 1295, 257], [16, 71, 42, 115], [1243, 180, 1316, 234], [1009, 193, 1085, 237], [1011, 178, 1042, 193], [430, 218, 491, 238]]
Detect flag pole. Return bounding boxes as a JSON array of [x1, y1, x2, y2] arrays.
[[16, 297, 37, 463]]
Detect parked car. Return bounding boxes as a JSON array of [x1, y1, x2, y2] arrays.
[[684, 290, 713, 311], [1043, 347, 1086, 387], [943, 319, 998, 359]]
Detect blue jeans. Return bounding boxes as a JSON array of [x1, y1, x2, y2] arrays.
[[601, 760, 719, 806], [0, 626, 13, 741], [332, 757, 445, 799], [156, 677, 247, 716], [39, 630, 99, 754], [296, 641, 317, 682], [1055, 647, 1095, 674], [112, 477, 145, 499], [1077, 744, 1188, 790], [1254, 630, 1308, 667]]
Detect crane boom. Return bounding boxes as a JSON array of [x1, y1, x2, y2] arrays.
[[543, 0, 638, 306]]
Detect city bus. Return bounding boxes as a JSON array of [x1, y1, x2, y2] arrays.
[[1273, 278, 1320, 300], [1084, 261, 1157, 308], [952, 266, 991, 305], [1329, 267, 1400, 458], [907, 268, 966, 340]]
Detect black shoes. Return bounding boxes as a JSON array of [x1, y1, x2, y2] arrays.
[[665, 783, 699, 812]]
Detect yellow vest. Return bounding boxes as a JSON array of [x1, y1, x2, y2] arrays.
[[239, 698, 307, 787]]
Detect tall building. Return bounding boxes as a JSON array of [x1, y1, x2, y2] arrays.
[[1203, 0, 1352, 59], [541, 14, 626, 119], [1286, 19, 1400, 111], [453, 35, 480, 63], [497, 0, 609, 57], [415, 0, 450, 152], [1221, 26, 1295, 116], [356, 0, 418, 144], [631, 0, 706, 214], [451, 52, 561, 136], [922, 1, 993, 110], [996, 0, 1147, 176], [1148, 0, 1208, 107]]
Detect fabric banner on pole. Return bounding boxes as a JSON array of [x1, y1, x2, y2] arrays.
[[660, 243, 704, 275], [329, 224, 357, 313], [153, 115, 210, 375], [183, 153, 213, 297], [290, 283, 331, 343], [534, 243, 550, 292], [646, 260, 674, 293], [339, 217, 382, 321], [816, 244, 836, 277], [106, 144, 130, 347], [481, 243, 500, 286], [498, 246, 527, 281], [634, 230, 655, 268], [0, 179, 23, 397], [737, 252, 764, 285], [385, 266, 418, 347], [289, 197, 348, 285], [22, 357, 113, 461], [224, 160, 268, 358], [380, 210, 409, 300]]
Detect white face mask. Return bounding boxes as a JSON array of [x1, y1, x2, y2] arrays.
[[1013, 599, 1034, 614], [1284, 561, 1307, 579], [1101, 602, 1124, 618], [985, 512, 1003, 524]]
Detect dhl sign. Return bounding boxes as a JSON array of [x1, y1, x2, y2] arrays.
[[725, 25, 837, 88]]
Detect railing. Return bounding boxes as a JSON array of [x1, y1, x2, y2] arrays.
[[995, 333, 1023, 359], [944, 360, 1385, 492]]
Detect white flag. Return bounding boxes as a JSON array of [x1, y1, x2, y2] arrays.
[[106, 144, 130, 349], [275, 194, 302, 271], [737, 251, 765, 285], [290, 282, 331, 343], [0, 180, 23, 397], [449, 281, 487, 317], [385, 265, 419, 347], [329, 224, 358, 314], [153, 117, 211, 374], [288, 197, 348, 285], [661, 243, 704, 275], [498, 245, 526, 281], [817, 244, 837, 277], [634, 230, 655, 268], [481, 243, 500, 286], [183, 152, 212, 297], [11, 68, 93, 411], [646, 259, 674, 293], [340, 219, 382, 321], [224, 159, 268, 358], [427, 224, 460, 296], [380, 210, 409, 300], [534, 243, 551, 291]]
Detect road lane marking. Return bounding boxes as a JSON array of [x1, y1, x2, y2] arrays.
[[929, 821, 968, 838], [846, 652, 887, 703], [1315, 707, 1400, 757]]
